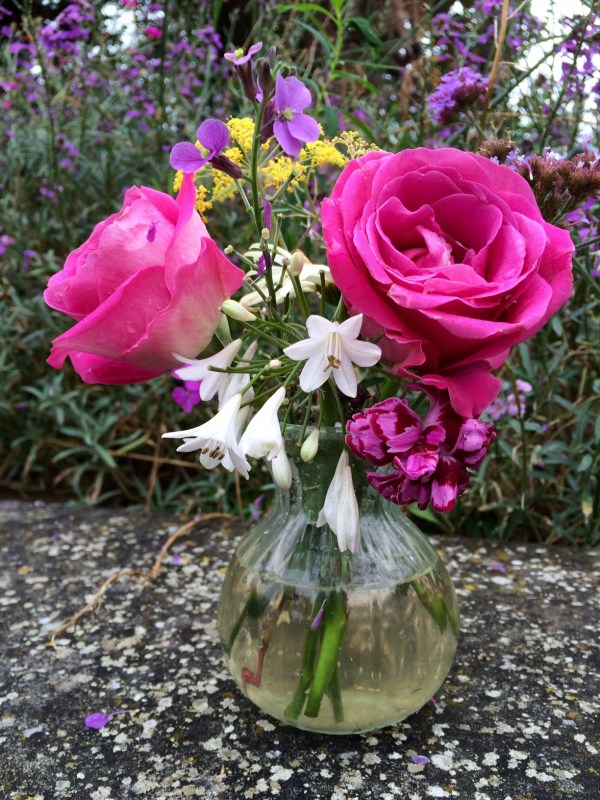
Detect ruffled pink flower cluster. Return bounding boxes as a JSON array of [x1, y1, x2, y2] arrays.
[[346, 389, 495, 512]]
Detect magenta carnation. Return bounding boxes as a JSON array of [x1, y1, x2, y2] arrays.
[[346, 389, 495, 512]]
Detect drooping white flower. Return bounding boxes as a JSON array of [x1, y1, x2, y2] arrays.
[[173, 339, 241, 402], [162, 393, 250, 478], [240, 387, 286, 460], [283, 314, 381, 397], [317, 450, 360, 553]]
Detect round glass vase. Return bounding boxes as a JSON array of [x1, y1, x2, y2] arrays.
[[217, 426, 459, 735]]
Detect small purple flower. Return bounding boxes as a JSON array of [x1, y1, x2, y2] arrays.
[[250, 493, 265, 521], [272, 74, 320, 157], [224, 42, 262, 66], [22, 249, 37, 269], [170, 119, 231, 174], [172, 380, 202, 413]]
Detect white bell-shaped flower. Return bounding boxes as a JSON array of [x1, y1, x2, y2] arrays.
[[317, 450, 360, 553], [162, 393, 250, 478], [240, 387, 286, 460]]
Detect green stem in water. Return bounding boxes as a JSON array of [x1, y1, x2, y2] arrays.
[[325, 665, 344, 723], [223, 586, 277, 656], [303, 589, 347, 718], [284, 592, 326, 721]]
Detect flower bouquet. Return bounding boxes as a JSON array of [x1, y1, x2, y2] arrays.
[[44, 44, 574, 733]]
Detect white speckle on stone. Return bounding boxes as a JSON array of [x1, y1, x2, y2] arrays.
[[24, 725, 44, 738], [427, 787, 450, 797], [485, 690, 502, 698], [363, 753, 381, 765], [482, 752, 499, 766], [270, 766, 292, 782], [574, 733, 586, 743], [526, 769, 555, 782], [90, 788, 112, 800], [256, 718, 275, 732], [202, 736, 222, 751], [142, 718, 158, 738], [509, 749, 528, 760], [490, 576, 512, 585], [495, 722, 514, 734], [431, 751, 454, 771]]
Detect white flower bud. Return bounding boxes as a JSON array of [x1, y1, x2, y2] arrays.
[[261, 228, 270, 240], [289, 251, 305, 276], [300, 428, 320, 462], [221, 299, 257, 322], [271, 445, 292, 490], [269, 358, 282, 369], [224, 245, 234, 254]]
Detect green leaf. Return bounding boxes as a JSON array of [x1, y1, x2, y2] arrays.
[[346, 16, 383, 48], [323, 105, 340, 137], [331, 69, 380, 95], [276, 2, 337, 23]]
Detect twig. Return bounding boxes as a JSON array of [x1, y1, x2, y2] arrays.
[[50, 513, 232, 645], [145, 415, 165, 510], [479, 0, 511, 135]]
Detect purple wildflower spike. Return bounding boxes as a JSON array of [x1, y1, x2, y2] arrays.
[[272, 74, 320, 157]]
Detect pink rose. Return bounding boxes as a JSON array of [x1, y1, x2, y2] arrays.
[[45, 175, 244, 384], [322, 148, 574, 416]]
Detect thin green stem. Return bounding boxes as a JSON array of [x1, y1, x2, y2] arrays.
[[303, 590, 347, 717]]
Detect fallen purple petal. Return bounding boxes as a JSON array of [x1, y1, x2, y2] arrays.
[[84, 710, 128, 730], [411, 754, 430, 765], [310, 604, 325, 631], [171, 554, 183, 565], [488, 564, 507, 572]]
